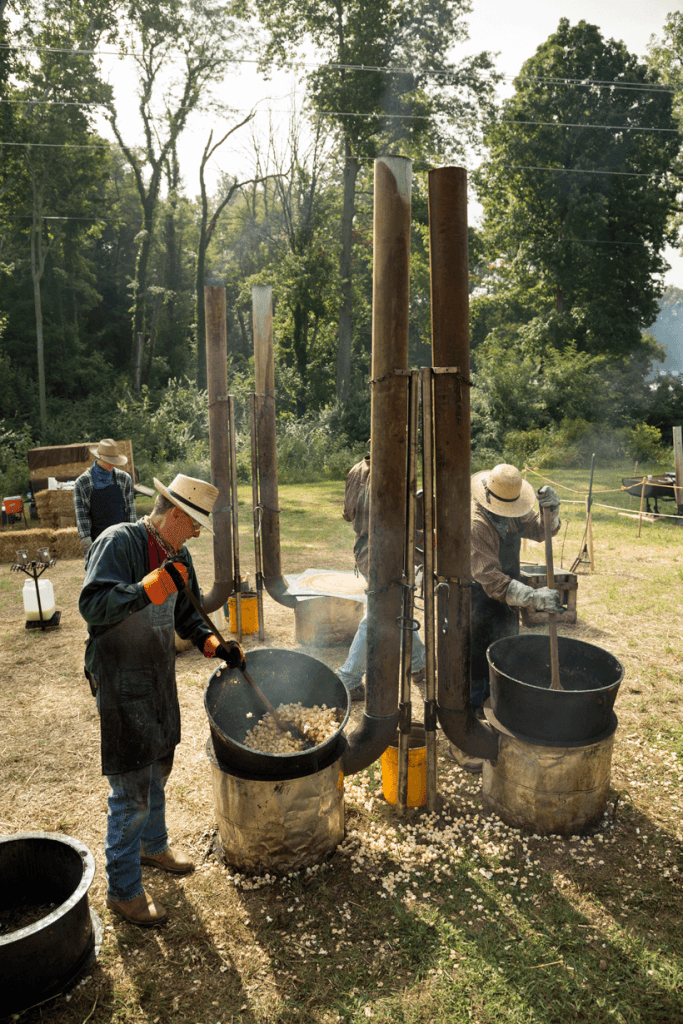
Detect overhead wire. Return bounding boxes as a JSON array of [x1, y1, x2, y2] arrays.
[[0, 42, 675, 94]]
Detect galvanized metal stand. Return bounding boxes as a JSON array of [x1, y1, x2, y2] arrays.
[[227, 396, 243, 642], [249, 393, 266, 640], [420, 368, 439, 813], [397, 370, 421, 814], [10, 548, 58, 632]]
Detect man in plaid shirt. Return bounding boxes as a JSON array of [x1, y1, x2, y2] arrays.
[[74, 439, 137, 559]]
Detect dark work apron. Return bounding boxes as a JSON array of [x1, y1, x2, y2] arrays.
[[90, 481, 126, 541], [471, 526, 521, 680], [94, 595, 180, 775]]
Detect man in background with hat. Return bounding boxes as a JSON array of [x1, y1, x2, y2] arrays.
[[448, 464, 562, 772], [79, 474, 245, 927], [336, 446, 425, 700], [73, 439, 137, 561]]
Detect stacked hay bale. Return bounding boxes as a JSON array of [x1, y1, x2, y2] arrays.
[[33, 489, 77, 529], [0, 529, 53, 564], [0, 527, 83, 563]]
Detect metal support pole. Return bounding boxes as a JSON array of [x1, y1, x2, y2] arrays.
[[427, 166, 498, 762], [420, 367, 438, 812], [397, 369, 420, 814], [203, 286, 234, 612], [250, 393, 266, 640], [674, 426, 683, 515], [366, 156, 412, 722], [228, 396, 242, 642], [252, 285, 297, 608], [342, 157, 412, 775]]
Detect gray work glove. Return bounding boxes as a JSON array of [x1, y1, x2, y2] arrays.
[[506, 578, 562, 612], [537, 485, 560, 508], [537, 485, 560, 529], [530, 586, 562, 612], [80, 536, 92, 556]]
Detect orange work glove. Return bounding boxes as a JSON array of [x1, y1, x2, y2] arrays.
[[203, 635, 246, 670], [142, 561, 189, 605]]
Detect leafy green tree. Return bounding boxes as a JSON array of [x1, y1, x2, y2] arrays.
[[207, 112, 340, 415], [648, 11, 683, 244], [107, 0, 251, 363], [473, 19, 680, 380], [0, 2, 115, 435], [252, 0, 497, 402]]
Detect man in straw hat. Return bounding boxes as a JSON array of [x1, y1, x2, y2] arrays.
[[336, 445, 425, 700], [73, 439, 137, 560], [79, 474, 246, 927], [447, 464, 562, 773]]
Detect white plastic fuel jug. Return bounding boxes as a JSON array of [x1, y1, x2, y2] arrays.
[[23, 578, 56, 621]]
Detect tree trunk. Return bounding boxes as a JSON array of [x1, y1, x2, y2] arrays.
[[28, 184, 47, 436], [195, 224, 208, 390], [336, 148, 359, 404], [32, 265, 46, 437], [133, 222, 153, 346]]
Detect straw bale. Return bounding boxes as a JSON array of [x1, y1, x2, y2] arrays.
[[28, 440, 135, 494], [33, 488, 77, 528], [0, 528, 52, 564], [50, 527, 82, 560]]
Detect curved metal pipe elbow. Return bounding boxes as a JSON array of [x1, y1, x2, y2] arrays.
[[264, 574, 298, 609], [438, 706, 500, 763], [342, 711, 400, 776], [201, 581, 233, 615]]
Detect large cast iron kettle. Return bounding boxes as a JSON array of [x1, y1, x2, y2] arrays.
[[487, 634, 623, 744], [204, 647, 350, 776]]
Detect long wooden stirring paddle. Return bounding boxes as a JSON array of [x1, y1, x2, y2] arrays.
[[543, 505, 564, 692], [179, 580, 312, 746]]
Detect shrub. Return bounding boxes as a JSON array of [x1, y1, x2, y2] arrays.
[[0, 422, 35, 496], [623, 423, 665, 464]]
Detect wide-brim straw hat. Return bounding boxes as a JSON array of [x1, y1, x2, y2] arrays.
[[471, 464, 535, 517], [153, 474, 218, 533], [89, 438, 128, 466]]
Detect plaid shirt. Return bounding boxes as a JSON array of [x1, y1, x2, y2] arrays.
[[471, 501, 559, 602], [73, 463, 137, 540]]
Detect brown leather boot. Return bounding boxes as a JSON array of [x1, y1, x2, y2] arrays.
[[106, 891, 167, 927], [140, 846, 195, 875]]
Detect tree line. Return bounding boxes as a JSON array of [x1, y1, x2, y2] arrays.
[[0, 3, 682, 492]]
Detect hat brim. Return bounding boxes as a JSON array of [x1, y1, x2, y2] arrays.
[[89, 446, 128, 466], [471, 470, 535, 517], [153, 477, 214, 533]]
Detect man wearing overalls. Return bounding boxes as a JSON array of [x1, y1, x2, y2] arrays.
[[447, 464, 562, 773], [73, 439, 137, 560]]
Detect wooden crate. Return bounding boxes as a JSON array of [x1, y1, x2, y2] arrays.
[[519, 564, 578, 626], [27, 440, 135, 497], [294, 595, 365, 645]]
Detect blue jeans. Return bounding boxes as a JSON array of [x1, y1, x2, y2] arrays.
[[337, 612, 426, 689], [470, 677, 490, 710], [105, 755, 173, 903]]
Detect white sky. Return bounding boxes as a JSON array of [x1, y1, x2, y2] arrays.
[[98, 0, 682, 288]]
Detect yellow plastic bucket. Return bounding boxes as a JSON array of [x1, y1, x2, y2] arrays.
[[228, 593, 259, 635], [381, 724, 427, 807]]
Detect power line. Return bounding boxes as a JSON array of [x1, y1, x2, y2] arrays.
[[0, 43, 675, 94], [496, 163, 658, 178], [503, 73, 673, 94], [496, 118, 681, 135]]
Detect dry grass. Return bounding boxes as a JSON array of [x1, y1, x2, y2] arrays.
[[1, 483, 682, 1024]]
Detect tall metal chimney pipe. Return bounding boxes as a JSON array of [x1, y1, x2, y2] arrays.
[[344, 156, 411, 774], [428, 167, 498, 761], [203, 285, 235, 613], [253, 285, 297, 609]]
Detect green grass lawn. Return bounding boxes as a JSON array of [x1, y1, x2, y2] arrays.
[[3, 466, 682, 1024]]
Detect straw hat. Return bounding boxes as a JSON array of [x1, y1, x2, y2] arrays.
[[153, 474, 218, 533], [471, 464, 535, 517], [89, 439, 128, 466]]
